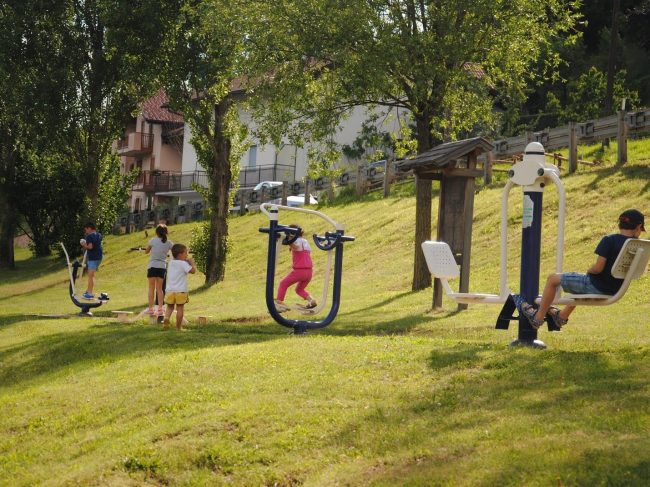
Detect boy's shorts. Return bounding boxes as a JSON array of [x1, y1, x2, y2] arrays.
[[560, 272, 606, 295], [87, 260, 102, 271], [165, 292, 189, 305]]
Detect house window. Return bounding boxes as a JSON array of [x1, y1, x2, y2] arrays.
[[249, 145, 257, 167]]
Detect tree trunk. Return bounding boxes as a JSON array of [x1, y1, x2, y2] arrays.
[[411, 112, 434, 291], [0, 198, 16, 269], [204, 100, 232, 285], [0, 144, 16, 269]]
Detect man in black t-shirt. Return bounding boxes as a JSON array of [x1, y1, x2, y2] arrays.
[[517, 209, 645, 330]]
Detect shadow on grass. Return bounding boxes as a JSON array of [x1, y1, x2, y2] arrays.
[[585, 164, 650, 194], [324, 290, 462, 336], [0, 314, 36, 328], [322, 347, 649, 485], [0, 320, 286, 387], [0, 278, 69, 303]]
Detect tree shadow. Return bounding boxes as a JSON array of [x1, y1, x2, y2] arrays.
[[318, 346, 648, 485], [0, 320, 286, 387], [585, 164, 650, 194]]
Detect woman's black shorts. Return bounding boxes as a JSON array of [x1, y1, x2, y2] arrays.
[[147, 267, 166, 279]]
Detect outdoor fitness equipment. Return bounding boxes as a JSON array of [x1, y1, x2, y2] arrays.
[[60, 242, 109, 316], [422, 142, 566, 348], [423, 141, 650, 348], [259, 203, 355, 334]]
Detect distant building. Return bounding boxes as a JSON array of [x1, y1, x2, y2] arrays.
[[116, 89, 408, 210]]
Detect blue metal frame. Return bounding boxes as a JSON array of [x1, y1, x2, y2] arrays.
[[259, 207, 354, 334]]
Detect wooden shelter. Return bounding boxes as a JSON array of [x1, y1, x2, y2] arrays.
[[397, 137, 494, 309]]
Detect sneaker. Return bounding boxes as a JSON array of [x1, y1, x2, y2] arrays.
[[512, 294, 543, 330], [547, 307, 568, 329], [274, 300, 290, 313], [302, 300, 317, 310], [82, 291, 95, 300]]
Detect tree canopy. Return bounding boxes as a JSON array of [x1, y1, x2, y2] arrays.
[[255, 0, 582, 289]]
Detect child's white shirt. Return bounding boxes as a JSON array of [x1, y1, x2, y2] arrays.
[[166, 259, 192, 292]]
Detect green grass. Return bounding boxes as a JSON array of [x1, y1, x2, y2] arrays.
[[1, 138, 650, 486]]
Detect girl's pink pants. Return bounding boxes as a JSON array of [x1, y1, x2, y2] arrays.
[[277, 268, 312, 301]]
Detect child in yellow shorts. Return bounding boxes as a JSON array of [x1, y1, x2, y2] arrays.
[[164, 243, 196, 330]]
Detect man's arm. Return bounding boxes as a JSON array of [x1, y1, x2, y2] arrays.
[[587, 255, 607, 275]]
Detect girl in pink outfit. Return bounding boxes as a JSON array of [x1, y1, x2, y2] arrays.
[[275, 225, 317, 312]]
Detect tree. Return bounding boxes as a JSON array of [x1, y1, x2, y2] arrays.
[[258, 0, 581, 290], [0, 0, 74, 264], [55, 0, 182, 223], [160, 0, 253, 285]]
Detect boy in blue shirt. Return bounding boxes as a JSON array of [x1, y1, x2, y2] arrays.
[[517, 209, 645, 330], [80, 222, 103, 299]]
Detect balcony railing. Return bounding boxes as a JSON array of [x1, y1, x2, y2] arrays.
[[132, 164, 297, 194], [238, 163, 296, 187], [117, 132, 154, 156], [133, 170, 209, 193]]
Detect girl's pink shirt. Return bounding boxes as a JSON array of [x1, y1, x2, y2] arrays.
[[291, 238, 313, 269]]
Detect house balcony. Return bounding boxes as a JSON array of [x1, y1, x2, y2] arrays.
[[133, 170, 208, 194], [116, 132, 154, 156]]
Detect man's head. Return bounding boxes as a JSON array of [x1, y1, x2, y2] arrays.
[[618, 209, 645, 233]]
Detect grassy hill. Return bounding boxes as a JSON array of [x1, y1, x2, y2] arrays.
[[1, 140, 649, 486]]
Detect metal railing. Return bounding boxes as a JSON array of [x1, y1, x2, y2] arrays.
[[132, 170, 208, 192], [238, 164, 296, 187], [116, 132, 154, 153]]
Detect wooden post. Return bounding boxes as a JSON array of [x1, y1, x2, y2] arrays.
[[568, 121, 578, 173], [383, 158, 392, 198], [303, 179, 310, 206], [617, 110, 627, 165], [484, 151, 493, 185], [356, 165, 366, 196], [239, 191, 246, 216], [281, 182, 288, 206]]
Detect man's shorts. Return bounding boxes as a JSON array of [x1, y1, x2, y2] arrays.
[[87, 260, 102, 271], [165, 292, 189, 305], [147, 267, 166, 279], [560, 272, 606, 294]]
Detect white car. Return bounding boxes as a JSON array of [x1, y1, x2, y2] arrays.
[[271, 194, 318, 207], [253, 181, 283, 191]]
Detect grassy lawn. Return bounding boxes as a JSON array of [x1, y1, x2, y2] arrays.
[[1, 139, 649, 486]]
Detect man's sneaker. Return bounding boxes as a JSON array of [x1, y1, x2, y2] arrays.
[[274, 300, 290, 313], [547, 307, 568, 329], [512, 294, 543, 330], [82, 291, 95, 300]]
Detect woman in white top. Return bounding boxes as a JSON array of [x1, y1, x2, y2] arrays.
[[144, 224, 173, 315]]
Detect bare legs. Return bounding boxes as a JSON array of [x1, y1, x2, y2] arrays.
[[86, 269, 96, 295], [147, 277, 164, 313], [534, 273, 575, 322], [164, 303, 184, 330]]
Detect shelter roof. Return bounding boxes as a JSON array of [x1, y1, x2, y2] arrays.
[[397, 137, 493, 173]]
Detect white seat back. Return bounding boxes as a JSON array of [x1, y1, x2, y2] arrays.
[[421, 241, 460, 279], [611, 238, 650, 279]]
